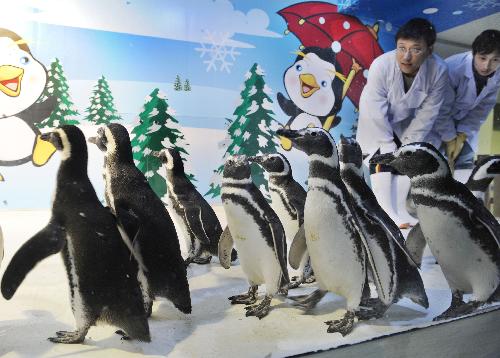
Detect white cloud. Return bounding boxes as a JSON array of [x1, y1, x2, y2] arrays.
[[2, 0, 281, 49]]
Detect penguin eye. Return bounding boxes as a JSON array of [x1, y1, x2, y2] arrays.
[[321, 80, 328, 87], [295, 64, 302, 72], [20, 56, 29, 65], [311, 131, 318, 137]]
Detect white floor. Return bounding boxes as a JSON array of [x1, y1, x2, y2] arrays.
[[0, 208, 497, 358]]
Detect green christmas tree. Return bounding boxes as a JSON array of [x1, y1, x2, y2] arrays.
[[183, 79, 191, 91], [205, 63, 279, 199], [84, 76, 122, 124], [36, 58, 79, 128], [131, 88, 196, 199], [173, 75, 182, 91]]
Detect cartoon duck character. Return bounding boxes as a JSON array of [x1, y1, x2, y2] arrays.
[[277, 46, 360, 150], [0, 28, 56, 178]]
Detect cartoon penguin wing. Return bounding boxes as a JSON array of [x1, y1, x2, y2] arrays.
[[1, 220, 66, 300], [17, 95, 57, 127], [277, 92, 302, 118], [289, 224, 307, 269], [184, 207, 211, 244], [267, 215, 290, 283], [218, 226, 234, 269]]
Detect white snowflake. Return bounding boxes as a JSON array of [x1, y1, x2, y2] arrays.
[[144, 95, 152, 103], [157, 91, 168, 99], [145, 171, 154, 178], [143, 148, 152, 155], [255, 65, 265, 76], [464, 0, 500, 10], [96, 104, 102, 109], [246, 100, 259, 115], [239, 117, 247, 125], [233, 144, 240, 153], [242, 132, 251, 140], [149, 108, 159, 117], [147, 122, 161, 134], [48, 88, 54, 94], [195, 31, 241, 73], [167, 107, 176, 116], [248, 86, 257, 97], [132, 146, 140, 153], [258, 120, 269, 133], [138, 134, 147, 142], [263, 84, 273, 96], [234, 128, 242, 137], [133, 159, 140, 165], [104, 110, 112, 116], [244, 71, 251, 80], [257, 135, 268, 148], [261, 98, 273, 111], [59, 104, 67, 110]]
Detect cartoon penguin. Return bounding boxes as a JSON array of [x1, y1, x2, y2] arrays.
[[277, 46, 360, 150], [406, 155, 500, 266], [278, 127, 369, 336], [248, 153, 314, 288], [218, 155, 289, 319], [338, 135, 428, 317], [88, 123, 192, 314], [371, 143, 500, 320], [1, 125, 150, 343], [151, 147, 237, 266], [0, 28, 57, 174]]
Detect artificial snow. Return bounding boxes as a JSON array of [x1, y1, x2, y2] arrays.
[[1, 208, 498, 357]]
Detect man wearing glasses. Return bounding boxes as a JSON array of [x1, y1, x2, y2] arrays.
[[356, 18, 449, 228]]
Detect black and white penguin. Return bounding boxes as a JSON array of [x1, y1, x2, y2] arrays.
[[0, 28, 57, 171], [371, 143, 500, 320], [248, 153, 313, 288], [277, 127, 370, 336], [338, 135, 428, 317], [88, 123, 192, 314], [151, 147, 236, 266], [1, 125, 150, 343], [218, 155, 289, 319], [406, 155, 500, 266]]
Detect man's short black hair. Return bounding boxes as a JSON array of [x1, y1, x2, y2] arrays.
[[472, 30, 500, 56], [396, 18, 436, 47]]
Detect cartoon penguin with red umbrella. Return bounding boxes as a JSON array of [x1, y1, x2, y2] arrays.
[[0, 28, 56, 180], [277, 2, 383, 150]]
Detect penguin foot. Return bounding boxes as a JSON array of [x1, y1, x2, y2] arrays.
[[289, 289, 327, 310], [192, 255, 212, 265], [325, 311, 355, 336], [229, 285, 258, 305], [48, 329, 87, 344], [115, 330, 131, 340], [304, 275, 316, 284], [245, 295, 272, 319], [288, 278, 302, 290], [433, 301, 481, 321], [357, 298, 387, 320]]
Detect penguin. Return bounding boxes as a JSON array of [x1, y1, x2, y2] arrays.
[[406, 155, 500, 266], [151, 147, 237, 266], [277, 127, 372, 336], [370, 142, 500, 320], [218, 155, 289, 319], [1, 125, 150, 343], [0, 28, 57, 173], [88, 123, 192, 314], [338, 135, 428, 318], [247, 153, 314, 288]]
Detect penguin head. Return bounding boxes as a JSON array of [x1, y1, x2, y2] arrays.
[[0, 28, 47, 118], [223, 155, 251, 181], [338, 135, 363, 169], [276, 127, 337, 161], [40, 125, 87, 162], [469, 155, 500, 182], [370, 142, 449, 179], [90, 123, 133, 163], [248, 153, 291, 177], [151, 147, 184, 172], [283, 47, 343, 117]]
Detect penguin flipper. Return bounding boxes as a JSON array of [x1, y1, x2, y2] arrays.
[[277, 92, 302, 118], [1, 221, 65, 300], [184, 207, 211, 244], [405, 223, 426, 267], [17, 95, 57, 126], [267, 216, 290, 283], [470, 200, 500, 249], [218, 226, 234, 269], [289, 225, 307, 270]]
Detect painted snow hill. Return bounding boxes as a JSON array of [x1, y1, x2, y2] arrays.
[[0, 210, 498, 357]]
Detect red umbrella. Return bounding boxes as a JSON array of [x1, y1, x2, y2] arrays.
[[278, 1, 384, 109]]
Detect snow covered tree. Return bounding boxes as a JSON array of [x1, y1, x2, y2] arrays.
[[36, 58, 79, 128], [205, 63, 278, 199], [131, 88, 196, 199], [174, 75, 182, 91], [183, 79, 191, 91], [84, 76, 121, 124]]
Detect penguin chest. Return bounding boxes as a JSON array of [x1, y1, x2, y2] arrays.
[[304, 189, 365, 298], [0, 116, 37, 162], [165, 192, 192, 252], [270, 188, 298, 243], [417, 205, 499, 297], [223, 199, 280, 285]]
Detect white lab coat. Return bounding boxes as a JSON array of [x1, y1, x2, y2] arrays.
[[433, 52, 500, 152], [356, 50, 449, 154]]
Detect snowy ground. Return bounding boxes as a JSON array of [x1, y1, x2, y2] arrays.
[[1, 208, 498, 357]]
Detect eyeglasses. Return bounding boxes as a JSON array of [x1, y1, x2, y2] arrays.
[[397, 47, 424, 56]]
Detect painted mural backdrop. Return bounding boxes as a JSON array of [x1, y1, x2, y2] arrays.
[[0, 0, 496, 208]]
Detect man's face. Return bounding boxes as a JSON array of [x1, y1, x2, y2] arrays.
[[473, 51, 500, 77], [396, 38, 430, 76]]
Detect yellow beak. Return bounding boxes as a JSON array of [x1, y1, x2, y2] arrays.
[[299, 73, 320, 98], [0, 65, 24, 97]]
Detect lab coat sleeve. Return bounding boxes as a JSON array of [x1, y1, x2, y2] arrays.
[[456, 95, 497, 139], [401, 68, 449, 144], [432, 81, 457, 143]]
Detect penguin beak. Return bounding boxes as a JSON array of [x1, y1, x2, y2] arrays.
[[87, 136, 97, 145], [40, 131, 63, 151], [299, 74, 320, 98], [150, 150, 167, 163], [0, 65, 24, 97], [276, 128, 300, 139], [369, 153, 396, 166]]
